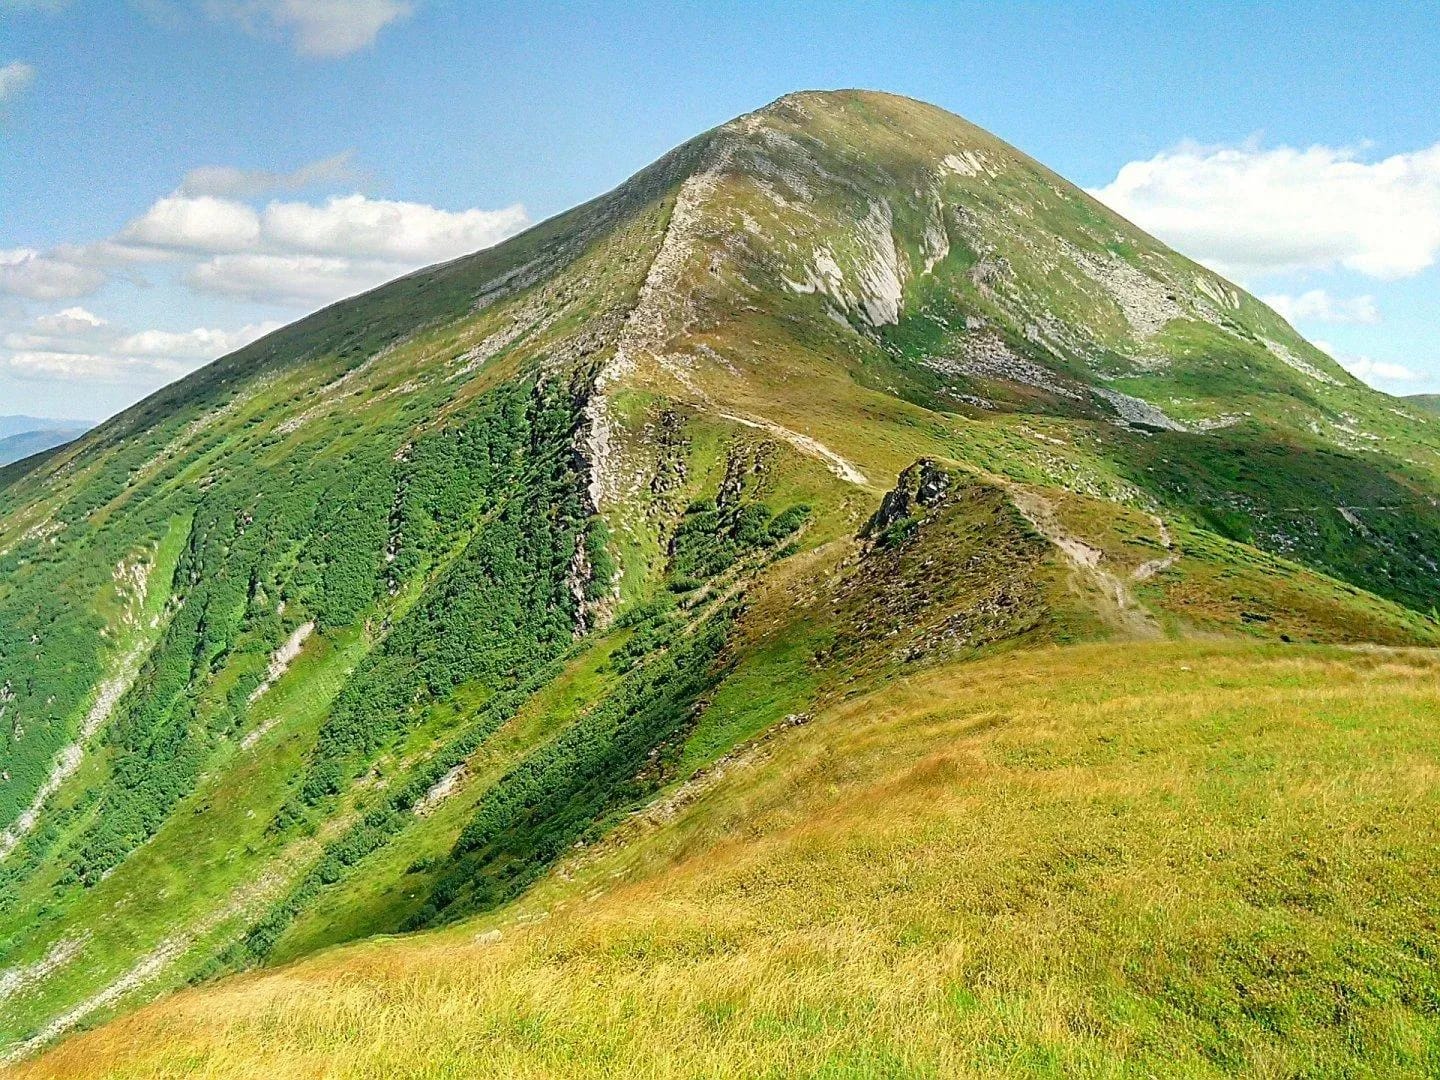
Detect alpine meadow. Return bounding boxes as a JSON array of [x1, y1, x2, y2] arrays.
[[2, 90, 1440, 1078]]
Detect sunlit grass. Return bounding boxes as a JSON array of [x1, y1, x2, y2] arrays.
[[16, 640, 1440, 1078]]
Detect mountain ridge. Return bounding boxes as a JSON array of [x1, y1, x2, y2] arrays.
[[1, 89, 1438, 1071]]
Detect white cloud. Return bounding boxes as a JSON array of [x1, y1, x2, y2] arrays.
[[3, 306, 112, 354], [0, 248, 106, 300], [1090, 140, 1440, 280], [1262, 289, 1379, 325], [118, 188, 525, 267], [179, 150, 360, 198], [172, 193, 527, 305], [184, 252, 391, 305], [207, 0, 415, 58], [1, 350, 192, 384], [36, 305, 107, 333], [81, 238, 184, 266], [115, 322, 282, 358], [0, 61, 35, 103], [1, 306, 281, 385], [261, 195, 529, 262], [1334, 355, 1420, 383], [1314, 340, 1421, 387], [5, 177, 528, 307], [120, 194, 262, 253]]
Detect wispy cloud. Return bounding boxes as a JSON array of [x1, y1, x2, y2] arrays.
[[179, 150, 362, 198], [0, 248, 106, 301], [1262, 289, 1379, 326], [0, 61, 36, 104], [206, 0, 415, 58], [182, 252, 396, 305], [2, 349, 196, 384], [1313, 340, 1422, 388]]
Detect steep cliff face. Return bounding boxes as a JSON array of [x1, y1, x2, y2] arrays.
[[1, 90, 1438, 1063]]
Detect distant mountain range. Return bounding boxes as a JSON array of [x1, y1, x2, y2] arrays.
[[0, 416, 91, 467]]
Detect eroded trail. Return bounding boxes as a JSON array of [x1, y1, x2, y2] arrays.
[[1007, 487, 1164, 639], [584, 119, 872, 502], [1132, 515, 1177, 582], [718, 411, 869, 487]]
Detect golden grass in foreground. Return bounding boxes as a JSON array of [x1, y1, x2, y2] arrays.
[[13, 641, 1440, 1078]]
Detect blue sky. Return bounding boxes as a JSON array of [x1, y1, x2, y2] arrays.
[[2, 0, 1437, 420]]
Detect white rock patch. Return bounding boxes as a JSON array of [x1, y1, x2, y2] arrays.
[[852, 199, 906, 326], [246, 622, 315, 707], [413, 764, 468, 816], [1195, 275, 1240, 310], [784, 200, 907, 329], [0, 935, 88, 1005], [921, 194, 950, 275], [1069, 246, 1184, 339], [1263, 338, 1341, 387], [941, 150, 992, 177], [925, 334, 1082, 401]]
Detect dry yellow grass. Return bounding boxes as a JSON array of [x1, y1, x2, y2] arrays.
[[13, 641, 1440, 1078]]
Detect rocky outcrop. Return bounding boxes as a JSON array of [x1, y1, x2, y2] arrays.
[[864, 458, 952, 540]]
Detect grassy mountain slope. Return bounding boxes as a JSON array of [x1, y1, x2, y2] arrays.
[[1407, 394, 1440, 415], [1, 90, 1438, 1068], [13, 641, 1440, 1078]]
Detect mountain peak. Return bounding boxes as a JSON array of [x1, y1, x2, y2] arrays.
[[751, 86, 933, 115], [3, 92, 1439, 1067], [583, 83, 1363, 474]]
